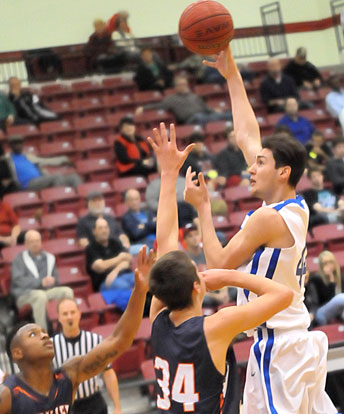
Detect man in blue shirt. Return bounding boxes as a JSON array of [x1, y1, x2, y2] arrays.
[[277, 97, 315, 145], [326, 75, 344, 134], [6, 135, 82, 190]]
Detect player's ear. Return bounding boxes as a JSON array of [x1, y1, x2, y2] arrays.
[[279, 165, 291, 182], [193, 280, 202, 294], [11, 346, 23, 362]]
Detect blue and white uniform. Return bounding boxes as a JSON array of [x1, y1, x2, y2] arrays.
[[237, 196, 337, 414]]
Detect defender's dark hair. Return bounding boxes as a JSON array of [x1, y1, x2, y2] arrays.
[[332, 137, 344, 148], [262, 135, 307, 188], [6, 322, 30, 360], [149, 250, 199, 311]]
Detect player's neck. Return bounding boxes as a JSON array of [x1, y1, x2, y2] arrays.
[[169, 304, 203, 327], [264, 185, 296, 205], [20, 364, 54, 396]]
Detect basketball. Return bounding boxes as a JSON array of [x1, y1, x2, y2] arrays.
[[178, 0, 235, 56]]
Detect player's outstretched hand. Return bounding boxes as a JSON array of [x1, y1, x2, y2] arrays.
[[202, 45, 233, 80], [147, 122, 195, 175], [200, 269, 227, 292], [184, 166, 210, 210], [134, 245, 155, 292]]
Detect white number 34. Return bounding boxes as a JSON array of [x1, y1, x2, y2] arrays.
[[154, 356, 199, 412]]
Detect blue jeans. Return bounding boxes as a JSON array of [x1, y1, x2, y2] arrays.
[[315, 293, 344, 325], [100, 271, 135, 290]]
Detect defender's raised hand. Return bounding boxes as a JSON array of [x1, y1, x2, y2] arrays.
[[134, 245, 155, 292], [184, 166, 210, 211], [147, 123, 195, 175]]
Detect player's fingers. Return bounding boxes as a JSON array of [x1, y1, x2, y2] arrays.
[[152, 127, 162, 147], [147, 137, 158, 152], [183, 143, 196, 157], [202, 59, 216, 68], [141, 244, 147, 263], [169, 123, 176, 147], [198, 172, 207, 189], [159, 122, 168, 144], [185, 166, 194, 184]]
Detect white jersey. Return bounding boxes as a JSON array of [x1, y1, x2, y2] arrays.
[[237, 195, 311, 334]]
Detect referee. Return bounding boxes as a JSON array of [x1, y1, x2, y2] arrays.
[[52, 298, 122, 414]]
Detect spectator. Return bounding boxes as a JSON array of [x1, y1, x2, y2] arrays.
[[260, 58, 299, 113], [302, 168, 344, 231], [77, 191, 131, 250], [182, 223, 230, 307], [8, 77, 59, 124], [305, 250, 344, 326], [180, 131, 214, 176], [0, 93, 29, 131], [134, 48, 173, 91], [106, 11, 130, 35], [326, 137, 344, 194], [84, 19, 125, 74], [0, 194, 21, 248], [10, 230, 74, 331], [114, 115, 156, 177], [111, 13, 139, 62], [53, 298, 122, 414], [0, 143, 19, 197], [5, 135, 82, 190], [122, 189, 156, 248], [326, 75, 344, 134], [213, 126, 248, 187], [283, 47, 322, 90], [277, 97, 315, 145], [305, 130, 333, 171], [85, 217, 134, 294], [135, 75, 232, 126]]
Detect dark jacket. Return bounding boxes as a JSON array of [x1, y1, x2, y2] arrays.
[[122, 209, 156, 242], [135, 59, 173, 91]]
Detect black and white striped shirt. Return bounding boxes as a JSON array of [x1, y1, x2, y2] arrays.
[[52, 330, 104, 400]]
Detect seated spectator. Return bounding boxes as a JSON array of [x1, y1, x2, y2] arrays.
[[180, 131, 214, 176], [122, 189, 156, 248], [8, 77, 59, 124], [0, 194, 22, 248], [84, 19, 125, 74], [0, 93, 29, 131], [10, 230, 74, 331], [0, 143, 19, 195], [326, 75, 344, 134], [85, 217, 134, 293], [5, 135, 82, 190], [283, 47, 322, 90], [305, 250, 344, 326], [302, 168, 344, 231], [106, 11, 130, 35], [277, 97, 315, 145], [213, 126, 248, 187], [325, 137, 344, 194], [135, 75, 232, 126], [134, 48, 173, 91], [305, 130, 333, 171], [77, 190, 130, 250], [114, 115, 156, 177], [182, 223, 230, 307], [111, 13, 139, 62], [260, 58, 300, 113]]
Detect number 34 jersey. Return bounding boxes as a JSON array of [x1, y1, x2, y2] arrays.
[[237, 195, 311, 334], [151, 310, 225, 414]]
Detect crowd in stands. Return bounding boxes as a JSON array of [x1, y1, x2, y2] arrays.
[[1, 25, 344, 409]]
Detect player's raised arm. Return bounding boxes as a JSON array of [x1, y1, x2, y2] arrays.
[[204, 46, 262, 166], [62, 246, 153, 386], [147, 123, 195, 321], [0, 385, 11, 414], [203, 268, 293, 372]]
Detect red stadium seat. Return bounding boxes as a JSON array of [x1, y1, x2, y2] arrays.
[[194, 83, 227, 100], [112, 341, 146, 379], [314, 324, 344, 347], [312, 223, 344, 251], [18, 217, 44, 236], [212, 215, 233, 233], [140, 359, 155, 396], [3, 191, 43, 217], [224, 186, 261, 212], [58, 266, 93, 299], [73, 115, 110, 137], [47, 101, 75, 121], [87, 292, 122, 324], [306, 232, 324, 257], [106, 112, 133, 130], [114, 202, 128, 218], [206, 98, 231, 112], [233, 338, 254, 367], [72, 97, 106, 117], [208, 140, 227, 154], [102, 77, 136, 94], [175, 124, 204, 144], [76, 158, 115, 182], [134, 109, 175, 130], [41, 212, 78, 239], [40, 120, 77, 141], [40, 186, 80, 213], [77, 181, 116, 208], [40, 141, 78, 162], [103, 95, 135, 114], [133, 90, 163, 106], [112, 176, 147, 202], [74, 137, 112, 160], [205, 120, 232, 140], [1, 245, 26, 278], [40, 83, 74, 102], [71, 79, 105, 98], [7, 124, 42, 146], [42, 238, 84, 270], [296, 175, 312, 193]]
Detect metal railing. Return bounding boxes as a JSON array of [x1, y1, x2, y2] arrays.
[[261, 2, 289, 57], [331, 0, 344, 52]]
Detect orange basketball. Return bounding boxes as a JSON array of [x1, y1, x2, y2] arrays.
[[178, 0, 235, 56]]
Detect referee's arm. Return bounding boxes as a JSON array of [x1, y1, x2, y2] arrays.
[[63, 247, 153, 389]]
